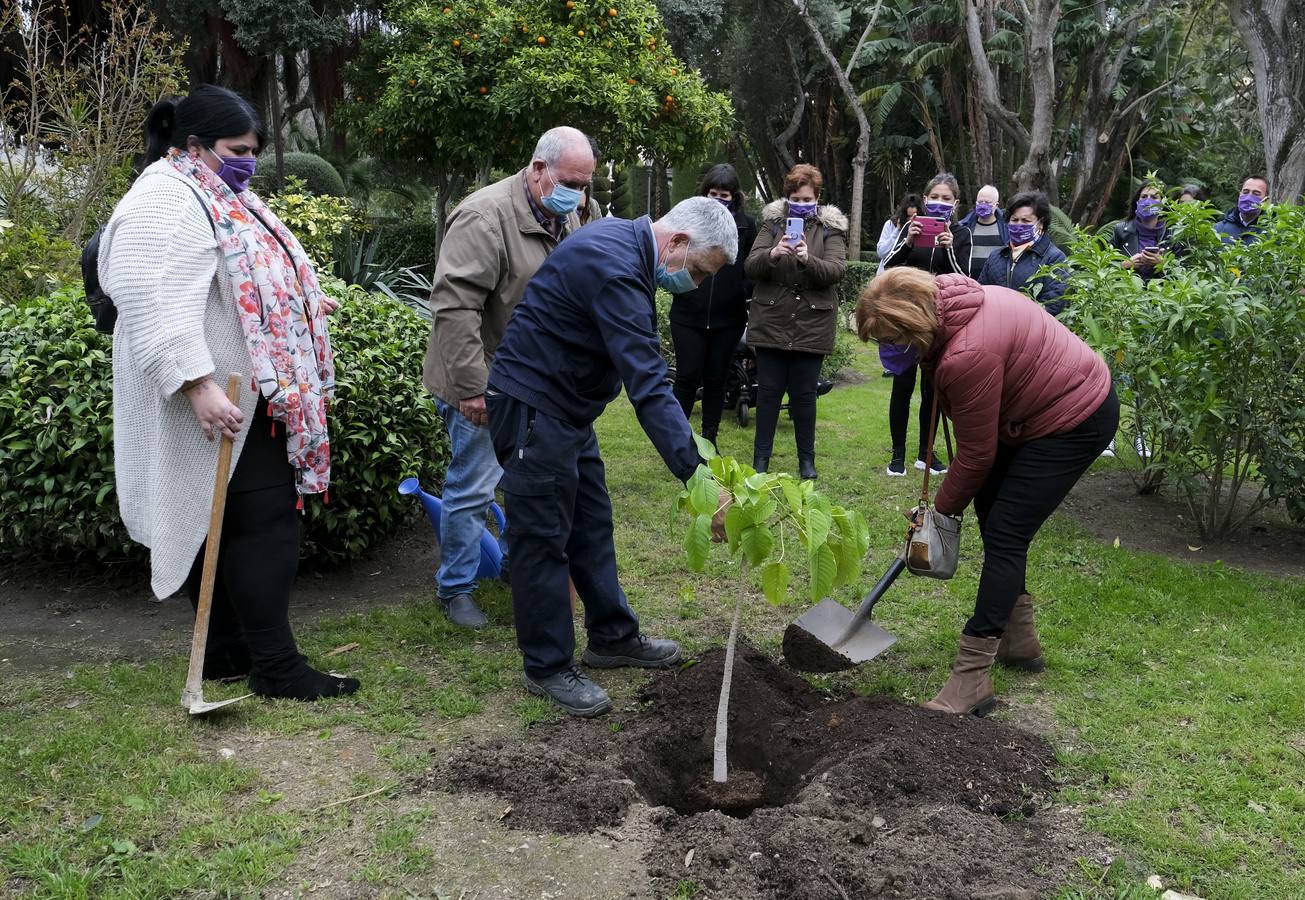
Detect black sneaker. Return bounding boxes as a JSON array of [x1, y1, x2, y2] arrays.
[[439, 593, 489, 629], [522, 666, 612, 717], [582, 634, 682, 669], [915, 457, 949, 475], [886, 459, 907, 477]]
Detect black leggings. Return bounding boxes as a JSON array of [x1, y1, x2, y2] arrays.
[[889, 363, 937, 463], [966, 387, 1120, 637], [753, 347, 823, 458], [671, 321, 745, 440], [185, 402, 300, 651]]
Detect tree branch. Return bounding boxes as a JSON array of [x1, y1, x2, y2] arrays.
[[844, 0, 885, 80]]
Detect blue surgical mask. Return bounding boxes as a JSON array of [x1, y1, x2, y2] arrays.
[[657, 243, 696, 294], [541, 167, 583, 216]]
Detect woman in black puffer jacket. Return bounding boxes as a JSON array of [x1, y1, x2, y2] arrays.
[[669, 163, 758, 446]]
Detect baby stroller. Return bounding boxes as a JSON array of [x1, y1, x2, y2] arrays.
[[724, 331, 834, 427]]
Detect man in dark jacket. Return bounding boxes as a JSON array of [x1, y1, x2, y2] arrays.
[[486, 197, 736, 717], [1215, 175, 1270, 243], [959, 184, 1007, 279]]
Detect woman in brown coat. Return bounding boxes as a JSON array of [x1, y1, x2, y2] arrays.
[[857, 269, 1118, 716], [743, 164, 847, 479]]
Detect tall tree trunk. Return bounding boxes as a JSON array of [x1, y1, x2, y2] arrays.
[[268, 55, 285, 187], [789, 0, 874, 259], [962, 0, 1060, 195], [1226, 0, 1305, 201]]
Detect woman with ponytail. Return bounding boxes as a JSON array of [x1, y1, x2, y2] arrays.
[[100, 85, 360, 701]]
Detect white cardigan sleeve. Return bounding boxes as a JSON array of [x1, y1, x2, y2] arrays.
[[100, 176, 219, 397], [876, 219, 900, 259]]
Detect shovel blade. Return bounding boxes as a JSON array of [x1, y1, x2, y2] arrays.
[[782, 598, 897, 672], [183, 691, 253, 716]]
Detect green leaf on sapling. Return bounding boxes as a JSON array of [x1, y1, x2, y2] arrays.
[[760, 561, 790, 604]]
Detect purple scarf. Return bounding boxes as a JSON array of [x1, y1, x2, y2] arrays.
[[1135, 219, 1165, 251]]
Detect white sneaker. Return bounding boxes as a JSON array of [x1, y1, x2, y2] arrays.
[[1100, 440, 1116, 459], [886, 460, 907, 476], [1135, 435, 1152, 459], [915, 458, 948, 474]]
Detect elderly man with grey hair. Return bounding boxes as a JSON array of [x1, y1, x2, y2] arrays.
[[485, 197, 736, 716], [422, 126, 595, 628]]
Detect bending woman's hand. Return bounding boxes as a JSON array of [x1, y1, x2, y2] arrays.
[[185, 378, 244, 442]]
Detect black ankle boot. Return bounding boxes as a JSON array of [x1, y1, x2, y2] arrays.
[[203, 642, 252, 681], [245, 624, 360, 701], [798, 452, 817, 480], [753, 452, 769, 474]]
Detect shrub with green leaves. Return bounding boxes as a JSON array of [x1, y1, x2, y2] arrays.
[[371, 219, 441, 272], [1061, 200, 1305, 536], [300, 280, 450, 563], [0, 219, 78, 305], [251, 151, 347, 198], [0, 287, 128, 559], [0, 283, 448, 564], [263, 176, 367, 269], [837, 259, 877, 329]]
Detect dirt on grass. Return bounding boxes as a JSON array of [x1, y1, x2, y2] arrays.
[[430, 646, 1106, 899], [1064, 469, 1305, 579], [0, 522, 438, 675]]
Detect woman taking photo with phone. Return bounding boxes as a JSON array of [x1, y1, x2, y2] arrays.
[[1110, 181, 1167, 281], [743, 163, 847, 480], [669, 163, 757, 448], [879, 172, 972, 476], [99, 85, 360, 701]]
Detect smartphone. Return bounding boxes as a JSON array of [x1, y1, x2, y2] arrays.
[[915, 216, 946, 248], [785, 217, 805, 243]]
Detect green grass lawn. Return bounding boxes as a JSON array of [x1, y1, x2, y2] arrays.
[[2, 342, 1302, 899]]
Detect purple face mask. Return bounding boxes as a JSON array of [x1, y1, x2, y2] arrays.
[[878, 342, 919, 376], [1007, 222, 1038, 245], [925, 200, 954, 218], [1237, 193, 1263, 214], [788, 201, 817, 219], [974, 201, 996, 219], [214, 154, 257, 193], [1135, 197, 1162, 219], [713, 196, 732, 207]]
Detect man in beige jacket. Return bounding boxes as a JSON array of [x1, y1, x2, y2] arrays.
[[422, 126, 595, 627]]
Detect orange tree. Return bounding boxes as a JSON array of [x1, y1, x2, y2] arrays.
[[342, 0, 733, 232]]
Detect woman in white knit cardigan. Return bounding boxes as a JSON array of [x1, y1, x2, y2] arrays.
[[100, 85, 359, 700]]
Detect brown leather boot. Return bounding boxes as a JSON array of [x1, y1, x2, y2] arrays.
[[922, 634, 999, 716], [997, 593, 1046, 672]]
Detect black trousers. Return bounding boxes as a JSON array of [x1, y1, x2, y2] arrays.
[[753, 347, 823, 458], [966, 387, 1120, 637], [888, 362, 937, 463], [486, 390, 640, 679], [670, 321, 744, 440], [185, 401, 299, 649]]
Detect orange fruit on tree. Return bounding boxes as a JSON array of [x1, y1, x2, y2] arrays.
[[479, 86, 488, 94], [566, 0, 575, 7], [537, 35, 547, 44], [626, 77, 636, 84], [441, 6, 450, 12], [665, 94, 673, 102], [608, 7, 617, 15], [576, 28, 584, 35], [472, 32, 480, 39], [408, 79, 416, 86], [452, 38, 461, 46]]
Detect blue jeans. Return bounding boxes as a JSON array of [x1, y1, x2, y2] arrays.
[[435, 398, 504, 600]]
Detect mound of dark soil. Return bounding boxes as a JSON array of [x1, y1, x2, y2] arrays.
[[431, 646, 1100, 898]]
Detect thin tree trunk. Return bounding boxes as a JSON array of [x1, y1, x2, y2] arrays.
[[269, 55, 285, 188], [713, 585, 745, 783]]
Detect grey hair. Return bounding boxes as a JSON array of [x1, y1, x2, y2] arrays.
[[531, 126, 593, 167], [659, 196, 739, 263], [977, 183, 1000, 199]]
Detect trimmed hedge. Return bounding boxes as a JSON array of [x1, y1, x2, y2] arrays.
[[371, 220, 441, 272], [838, 260, 877, 330], [251, 151, 347, 198], [0, 284, 448, 565]]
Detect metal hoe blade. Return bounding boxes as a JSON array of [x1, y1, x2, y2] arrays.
[[182, 690, 254, 716]]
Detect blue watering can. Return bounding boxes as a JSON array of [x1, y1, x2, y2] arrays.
[[398, 477, 506, 580]]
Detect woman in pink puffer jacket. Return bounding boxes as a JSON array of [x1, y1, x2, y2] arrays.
[[856, 269, 1118, 715]]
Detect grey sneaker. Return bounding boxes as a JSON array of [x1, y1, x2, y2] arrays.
[[582, 634, 682, 669], [522, 666, 612, 717], [439, 593, 489, 629]]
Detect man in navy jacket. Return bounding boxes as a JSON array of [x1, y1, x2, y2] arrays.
[[486, 197, 736, 716]]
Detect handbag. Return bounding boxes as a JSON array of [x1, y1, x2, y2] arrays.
[[905, 388, 962, 580]]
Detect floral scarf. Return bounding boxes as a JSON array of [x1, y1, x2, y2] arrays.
[[168, 150, 335, 498]]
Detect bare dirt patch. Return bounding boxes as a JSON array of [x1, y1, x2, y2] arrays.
[[431, 646, 1109, 898], [0, 522, 438, 675], [1063, 469, 1305, 579]]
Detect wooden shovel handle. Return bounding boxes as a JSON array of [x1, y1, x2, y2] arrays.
[[182, 374, 243, 704]]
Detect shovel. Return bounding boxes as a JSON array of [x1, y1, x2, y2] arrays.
[[781, 555, 905, 673], [180, 374, 253, 716]]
